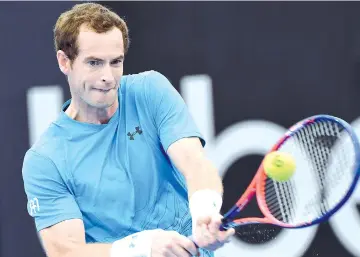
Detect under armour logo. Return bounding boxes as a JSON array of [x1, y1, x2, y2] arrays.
[[127, 126, 143, 140], [29, 197, 40, 216], [129, 235, 138, 248]]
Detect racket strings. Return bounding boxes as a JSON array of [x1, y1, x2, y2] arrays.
[[300, 122, 353, 218], [301, 122, 335, 213], [296, 121, 349, 220], [265, 178, 296, 223], [264, 120, 355, 225]]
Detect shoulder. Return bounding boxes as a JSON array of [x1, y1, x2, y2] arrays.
[[120, 70, 174, 95], [24, 122, 65, 168], [22, 123, 68, 188]]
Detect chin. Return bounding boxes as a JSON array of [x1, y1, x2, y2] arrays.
[[92, 98, 117, 109], [91, 103, 111, 109]]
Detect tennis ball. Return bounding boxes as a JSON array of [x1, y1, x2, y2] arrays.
[[263, 151, 296, 182]]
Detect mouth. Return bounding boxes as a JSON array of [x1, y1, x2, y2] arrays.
[[93, 88, 114, 93]]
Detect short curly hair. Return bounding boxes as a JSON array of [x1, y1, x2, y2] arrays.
[[54, 3, 130, 62]]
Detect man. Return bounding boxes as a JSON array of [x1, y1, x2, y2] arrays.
[[22, 3, 235, 257]]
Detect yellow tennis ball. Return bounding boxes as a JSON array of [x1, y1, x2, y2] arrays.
[[263, 151, 296, 182]]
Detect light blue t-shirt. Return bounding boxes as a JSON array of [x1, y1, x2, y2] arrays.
[[22, 71, 213, 256]]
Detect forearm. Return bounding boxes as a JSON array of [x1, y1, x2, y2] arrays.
[[166, 138, 224, 217], [183, 156, 224, 221], [60, 230, 157, 257], [64, 243, 111, 257], [184, 157, 223, 197]]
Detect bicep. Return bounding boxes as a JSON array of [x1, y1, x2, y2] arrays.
[[40, 219, 85, 257], [167, 137, 206, 178]]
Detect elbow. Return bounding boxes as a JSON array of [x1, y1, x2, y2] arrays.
[[61, 248, 78, 257], [44, 244, 80, 257]]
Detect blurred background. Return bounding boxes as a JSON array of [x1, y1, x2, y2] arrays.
[[1, 1, 360, 256]]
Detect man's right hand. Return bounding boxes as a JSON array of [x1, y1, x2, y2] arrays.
[[151, 230, 199, 257]]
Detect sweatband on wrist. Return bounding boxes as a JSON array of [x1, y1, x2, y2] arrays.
[[110, 229, 160, 257], [189, 189, 223, 221]]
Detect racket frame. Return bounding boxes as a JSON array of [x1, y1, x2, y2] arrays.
[[221, 114, 360, 230]]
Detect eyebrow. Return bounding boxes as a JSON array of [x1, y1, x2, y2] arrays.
[[84, 55, 124, 62]]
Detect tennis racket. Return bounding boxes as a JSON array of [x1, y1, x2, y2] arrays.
[[194, 114, 360, 238]]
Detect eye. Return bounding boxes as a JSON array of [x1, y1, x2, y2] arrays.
[[111, 59, 123, 66], [88, 60, 102, 66]]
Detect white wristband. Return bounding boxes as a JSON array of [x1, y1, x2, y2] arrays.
[[110, 229, 160, 257], [189, 189, 223, 222]]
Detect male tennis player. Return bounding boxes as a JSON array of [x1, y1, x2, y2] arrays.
[[22, 3, 234, 257]]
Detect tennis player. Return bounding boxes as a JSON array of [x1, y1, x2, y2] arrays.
[[22, 3, 234, 257]]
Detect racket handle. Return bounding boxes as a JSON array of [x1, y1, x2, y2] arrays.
[[219, 224, 227, 231], [220, 218, 230, 231]]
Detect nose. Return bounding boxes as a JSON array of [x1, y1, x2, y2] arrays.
[[100, 65, 115, 83]]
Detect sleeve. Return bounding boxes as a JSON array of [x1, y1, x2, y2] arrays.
[[22, 150, 83, 232], [145, 70, 206, 151]]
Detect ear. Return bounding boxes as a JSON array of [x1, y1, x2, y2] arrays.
[[56, 50, 71, 75]]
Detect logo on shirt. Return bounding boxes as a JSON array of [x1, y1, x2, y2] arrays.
[[129, 235, 138, 248], [29, 197, 40, 215], [127, 126, 143, 140]]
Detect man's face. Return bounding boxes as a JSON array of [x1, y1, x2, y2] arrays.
[[67, 25, 124, 109]]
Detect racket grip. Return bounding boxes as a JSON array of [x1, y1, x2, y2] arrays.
[[220, 218, 229, 231], [219, 224, 227, 231]]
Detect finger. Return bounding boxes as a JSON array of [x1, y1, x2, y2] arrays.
[[208, 216, 222, 235], [163, 251, 177, 257], [226, 228, 235, 237], [224, 228, 236, 243], [216, 228, 235, 243], [175, 234, 199, 256], [169, 244, 192, 257], [197, 223, 214, 246], [196, 216, 211, 226]]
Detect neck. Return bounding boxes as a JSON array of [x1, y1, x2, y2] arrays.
[[65, 98, 119, 124]]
